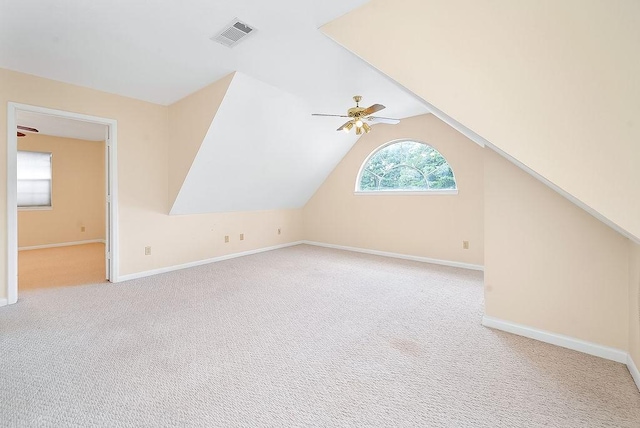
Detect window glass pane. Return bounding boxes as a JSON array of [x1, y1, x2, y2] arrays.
[[17, 151, 51, 180], [17, 180, 51, 207], [17, 151, 52, 207], [380, 166, 426, 190], [427, 165, 456, 189], [359, 170, 379, 191], [358, 141, 456, 192]]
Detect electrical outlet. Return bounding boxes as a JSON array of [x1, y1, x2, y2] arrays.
[[278, 228, 281, 235], [145, 246, 151, 255], [240, 233, 244, 241], [463, 241, 469, 250], [224, 235, 229, 243], [81, 226, 85, 232]]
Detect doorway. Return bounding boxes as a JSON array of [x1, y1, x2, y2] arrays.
[[6, 103, 119, 304]]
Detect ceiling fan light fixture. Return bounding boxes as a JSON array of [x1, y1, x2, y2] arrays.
[[312, 96, 400, 135]]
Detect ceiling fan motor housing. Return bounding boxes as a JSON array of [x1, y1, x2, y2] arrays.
[[348, 107, 366, 118], [311, 95, 397, 133]]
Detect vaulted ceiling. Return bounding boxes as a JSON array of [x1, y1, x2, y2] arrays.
[[322, 0, 640, 243], [1, 0, 428, 213], [7, 0, 634, 240], [170, 72, 364, 214]]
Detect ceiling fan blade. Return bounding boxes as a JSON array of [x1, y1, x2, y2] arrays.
[[17, 132, 26, 137], [336, 120, 353, 132], [17, 125, 39, 133], [312, 113, 350, 118], [367, 116, 400, 125], [362, 103, 385, 116]]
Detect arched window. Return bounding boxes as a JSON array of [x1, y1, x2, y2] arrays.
[[356, 140, 457, 193]]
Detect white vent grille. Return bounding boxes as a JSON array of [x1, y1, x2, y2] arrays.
[[211, 19, 256, 48]]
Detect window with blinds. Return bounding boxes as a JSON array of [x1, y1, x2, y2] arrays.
[[17, 150, 52, 208]]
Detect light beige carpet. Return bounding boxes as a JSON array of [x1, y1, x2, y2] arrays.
[[18, 243, 107, 290], [0, 245, 638, 427]]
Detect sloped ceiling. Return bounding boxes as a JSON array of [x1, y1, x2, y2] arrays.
[[172, 73, 361, 214], [322, 0, 640, 242], [168, 73, 235, 206], [2, 0, 430, 215]]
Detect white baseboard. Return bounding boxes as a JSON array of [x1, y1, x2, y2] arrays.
[[628, 354, 640, 392], [0, 298, 7, 307], [19, 239, 106, 251], [302, 240, 484, 271], [116, 241, 304, 282], [482, 315, 627, 364]]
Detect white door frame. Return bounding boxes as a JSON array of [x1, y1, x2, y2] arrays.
[[5, 102, 119, 305]]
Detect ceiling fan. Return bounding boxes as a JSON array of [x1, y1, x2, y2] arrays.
[[17, 125, 39, 137], [312, 95, 400, 135]]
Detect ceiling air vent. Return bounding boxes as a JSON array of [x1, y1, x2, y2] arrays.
[[211, 19, 256, 48]]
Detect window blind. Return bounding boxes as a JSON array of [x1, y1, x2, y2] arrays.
[[17, 151, 52, 208]]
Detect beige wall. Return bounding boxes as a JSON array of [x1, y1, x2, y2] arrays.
[[128, 208, 303, 272], [0, 68, 303, 300], [303, 114, 484, 266], [484, 148, 629, 350], [18, 134, 105, 247], [630, 242, 640, 364], [322, 0, 640, 241], [304, 112, 632, 352], [168, 73, 234, 208], [1, 66, 636, 370]]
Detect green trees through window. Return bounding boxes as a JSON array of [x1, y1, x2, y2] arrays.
[[358, 140, 456, 192]]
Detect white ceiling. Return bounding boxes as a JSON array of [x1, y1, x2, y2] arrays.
[[172, 72, 360, 214], [0, 0, 425, 115], [2, 0, 430, 212], [16, 110, 107, 141]]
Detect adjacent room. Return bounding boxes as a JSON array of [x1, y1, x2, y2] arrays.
[[16, 111, 108, 290], [0, 0, 639, 426]]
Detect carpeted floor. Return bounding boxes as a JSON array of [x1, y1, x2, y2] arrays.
[[18, 243, 107, 290], [1, 245, 638, 427]]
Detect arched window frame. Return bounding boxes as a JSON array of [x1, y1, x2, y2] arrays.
[[354, 139, 458, 195]]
